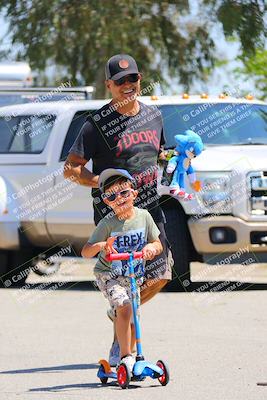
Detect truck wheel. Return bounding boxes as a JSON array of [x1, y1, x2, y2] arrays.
[[0, 250, 10, 287], [0, 248, 60, 287], [0, 249, 36, 287], [31, 253, 60, 276], [162, 199, 202, 291]]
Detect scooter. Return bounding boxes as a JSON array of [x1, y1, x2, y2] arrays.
[[97, 251, 170, 389]]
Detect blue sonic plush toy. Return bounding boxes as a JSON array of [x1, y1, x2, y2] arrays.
[[166, 130, 204, 200]]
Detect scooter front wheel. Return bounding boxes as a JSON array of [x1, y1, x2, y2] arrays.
[[117, 363, 130, 389], [156, 360, 170, 386], [98, 364, 108, 384]]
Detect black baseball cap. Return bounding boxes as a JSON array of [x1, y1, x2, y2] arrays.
[[105, 54, 140, 80]]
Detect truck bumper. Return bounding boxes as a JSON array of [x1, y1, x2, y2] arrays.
[[188, 216, 267, 253]]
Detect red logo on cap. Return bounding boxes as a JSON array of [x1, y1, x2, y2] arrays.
[[119, 59, 129, 69]]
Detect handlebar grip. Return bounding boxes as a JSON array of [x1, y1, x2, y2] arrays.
[[106, 251, 143, 261]]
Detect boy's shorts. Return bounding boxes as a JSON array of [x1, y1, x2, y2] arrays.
[[95, 273, 143, 316]]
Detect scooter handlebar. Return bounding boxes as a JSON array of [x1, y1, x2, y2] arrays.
[[106, 251, 143, 261]]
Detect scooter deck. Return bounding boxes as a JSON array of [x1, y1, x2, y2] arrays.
[[133, 360, 163, 379]]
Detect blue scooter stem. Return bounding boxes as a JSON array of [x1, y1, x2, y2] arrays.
[[106, 252, 144, 359], [129, 253, 143, 358]]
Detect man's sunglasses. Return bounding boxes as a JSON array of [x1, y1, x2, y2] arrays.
[[113, 74, 140, 86], [104, 189, 134, 202]]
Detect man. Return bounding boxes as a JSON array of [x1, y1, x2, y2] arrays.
[[64, 54, 173, 365]]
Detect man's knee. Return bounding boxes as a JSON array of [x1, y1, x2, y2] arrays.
[[140, 278, 168, 304]]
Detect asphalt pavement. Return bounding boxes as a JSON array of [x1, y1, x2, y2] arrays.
[[1, 286, 267, 400]]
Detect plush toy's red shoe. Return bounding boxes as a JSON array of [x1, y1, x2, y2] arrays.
[[170, 188, 185, 197], [183, 193, 194, 201], [170, 189, 194, 200]]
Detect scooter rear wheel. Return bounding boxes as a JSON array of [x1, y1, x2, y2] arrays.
[[117, 363, 130, 389], [156, 360, 170, 386]]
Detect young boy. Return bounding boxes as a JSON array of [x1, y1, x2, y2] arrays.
[[81, 168, 163, 373]]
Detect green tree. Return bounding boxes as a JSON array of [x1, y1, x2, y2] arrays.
[[0, 0, 266, 98], [206, 0, 266, 99], [206, 0, 266, 55], [235, 48, 267, 99]]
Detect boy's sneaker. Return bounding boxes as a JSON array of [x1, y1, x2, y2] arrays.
[[119, 354, 135, 375], [108, 340, 120, 367]]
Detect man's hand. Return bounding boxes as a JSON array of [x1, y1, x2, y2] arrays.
[[158, 150, 168, 161], [142, 243, 158, 260]]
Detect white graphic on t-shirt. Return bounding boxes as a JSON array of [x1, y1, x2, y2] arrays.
[[110, 228, 146, 277]]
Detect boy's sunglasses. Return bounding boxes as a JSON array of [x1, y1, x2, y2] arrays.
[[113, 74, 139, 86], [104, 189, 134, 202]]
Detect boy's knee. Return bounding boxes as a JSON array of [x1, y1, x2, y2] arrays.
[[116, 302, 132, 320]]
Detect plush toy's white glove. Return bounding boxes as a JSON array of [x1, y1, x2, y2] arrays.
[[166, 163, 176, 174]]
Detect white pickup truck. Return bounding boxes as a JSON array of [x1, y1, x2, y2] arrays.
[[0, 95, 266, 289]]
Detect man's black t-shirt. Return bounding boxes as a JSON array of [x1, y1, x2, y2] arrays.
[[69, 100, 165, 224]]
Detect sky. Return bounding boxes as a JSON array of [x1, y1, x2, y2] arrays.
[[0, 5, 258, 98]]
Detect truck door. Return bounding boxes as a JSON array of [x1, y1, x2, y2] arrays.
[[45, 111, 96, 252]]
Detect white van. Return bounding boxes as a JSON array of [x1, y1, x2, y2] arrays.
[[0, 62, 32, 87]]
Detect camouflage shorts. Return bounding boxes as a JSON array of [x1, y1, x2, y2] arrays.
[[95, 272, 143, 316]]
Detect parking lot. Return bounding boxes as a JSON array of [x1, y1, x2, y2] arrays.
[[1, 260, 267, 400]]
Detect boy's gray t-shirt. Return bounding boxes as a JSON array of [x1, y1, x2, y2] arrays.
[[88, 207, 160, 275]]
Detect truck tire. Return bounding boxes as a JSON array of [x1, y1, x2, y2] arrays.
[[162, 198, 202, 291], [0, 250, 10, 287], [31, 253, 60, 276], [0, 248, 50, 287], [0, 249, 35, 287]]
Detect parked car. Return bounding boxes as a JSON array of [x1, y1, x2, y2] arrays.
[[0, 95, 266, 289]]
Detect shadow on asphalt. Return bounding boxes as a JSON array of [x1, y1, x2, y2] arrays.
[[1, 279, 267, 293], [28, 382, 116, 391], [28, 381, 144, 391], [1, 273, 267, 293], [166, 278, 267, 293], [0, 363, 99, 375], [0, 281, 97, 291]]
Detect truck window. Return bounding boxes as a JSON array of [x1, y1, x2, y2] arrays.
[[159, 103, 267, 147], [0, 91, 93, 108], [0, 114, 56, 153], [60, 110, 94, 161]]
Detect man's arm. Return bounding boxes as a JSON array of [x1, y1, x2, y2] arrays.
[[63, 153, 99, 188]]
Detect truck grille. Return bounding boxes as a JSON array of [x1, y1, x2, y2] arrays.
[[248, 172, 267, 215]]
